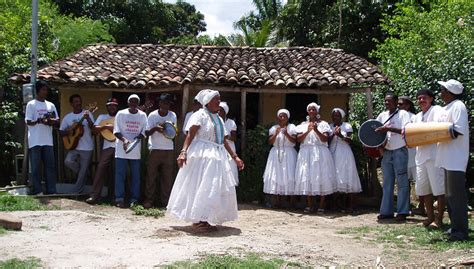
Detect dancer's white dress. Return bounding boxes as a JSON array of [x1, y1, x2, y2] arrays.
[[225, 118, 239, 185], [329, 123, 362, 193], [167, 109, 238, 225], [294, 121, 337, 195], [263, 124, 297, 195]]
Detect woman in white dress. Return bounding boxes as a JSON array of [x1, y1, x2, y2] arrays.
[[329, 108, 362, 212], [167, 89, 244, 232], [218, 102, 239, 184], [295, 102, 337, 213], [262, 109, 297, 208]]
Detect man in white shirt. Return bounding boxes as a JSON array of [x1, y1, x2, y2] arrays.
[[113, 94, 147, 208], [25, 80, 59, 195], [375, 92, 412, 221], [413, 89, 445, 228], [86, 98, 119, 204], [59, 94, 95, 194], [143, 93, 177, 208], [435, 79, 470, 241]]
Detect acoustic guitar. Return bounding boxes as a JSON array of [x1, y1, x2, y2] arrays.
[[62, 103, 98, 150], [98, 100, 154, 142]]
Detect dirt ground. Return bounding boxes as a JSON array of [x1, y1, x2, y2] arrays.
[[0, 199, 472, 268]]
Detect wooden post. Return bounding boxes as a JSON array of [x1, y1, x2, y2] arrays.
[[365, 88, 382, 198], [181, 84, 189, 129], [240, 88, 247, 153]]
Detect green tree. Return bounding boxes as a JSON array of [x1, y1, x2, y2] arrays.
[[0, 0, 114, 185], [352, 2, 473, 178], [52, 0, 206, 44]]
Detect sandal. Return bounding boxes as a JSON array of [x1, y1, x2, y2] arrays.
[[303, 207, 314, 213]]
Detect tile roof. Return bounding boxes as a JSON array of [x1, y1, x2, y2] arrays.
[[11, 44, 389, 89]]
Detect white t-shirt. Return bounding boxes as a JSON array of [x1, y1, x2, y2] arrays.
[[94, 114, 116, 150], [435, 100, 469, 172], [114, 109, 147, 160], [407, 112, 416, 168], [25, 99, 59, 148], [414, 105, 442, 165], [376, 109, 411, 150], [225, 118, 238, 152], [60, 110, 95, 151], [147, 110, 177, 150], [183, 111, 194, 134]]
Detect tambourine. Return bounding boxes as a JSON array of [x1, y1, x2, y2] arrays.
[[162, 121, 177, 139]]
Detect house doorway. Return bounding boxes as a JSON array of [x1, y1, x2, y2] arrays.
[[285, 93, 319, 124]]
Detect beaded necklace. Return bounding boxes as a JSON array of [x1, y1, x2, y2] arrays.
[[206, 108, 225, 144]]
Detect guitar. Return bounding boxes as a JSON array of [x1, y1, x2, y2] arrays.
[[62, 103, 98, 150], [98, 100, 154, 142], [36, 111, 57, 125]]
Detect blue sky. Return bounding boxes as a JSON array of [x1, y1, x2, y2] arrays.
[[163, 0, 257, 36]]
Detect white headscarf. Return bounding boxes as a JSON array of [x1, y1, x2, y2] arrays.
[[277, 109, 290, 119], [307, 102, 320, 112], [201, 90, 219, 106], [219, 102, 229, 114], [194, 89, 211, 106], [332, 108, 346, 119]]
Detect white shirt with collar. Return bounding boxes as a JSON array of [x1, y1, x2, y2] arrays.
[[376, 109, 411, 150], [435, 100, 469, 172]]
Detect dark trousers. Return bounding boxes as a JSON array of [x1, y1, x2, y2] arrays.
[[445, 169, 469, 240], [145, 150, 175, 206], [90, 147, 115, 200], [29, 146, 57, 194]]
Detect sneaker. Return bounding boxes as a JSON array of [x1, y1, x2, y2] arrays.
[[395, 214, 408, 222], [86, 197, 98, 205]]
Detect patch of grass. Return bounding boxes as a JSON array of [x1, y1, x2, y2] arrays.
[[0, 227, 6, 236], [339, 220, 474, 251], [0, 257, 41, 268], [163, 253, 303, 268], [0, 195, 58, 211], [131, 205, 165, 218]]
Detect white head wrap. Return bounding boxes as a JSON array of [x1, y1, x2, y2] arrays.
[[194, 89, 210, 106], [201, 90, 219, 106], [277, 109, 290, 119], [219, 102, 229, 114], [332, 108, 346, 119], [306, 102, 320, 112]]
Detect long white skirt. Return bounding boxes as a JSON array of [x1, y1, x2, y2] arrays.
[[330, 141, 362, 193], [263, 146, 297, 195], [294, 144, 337, 196], [167, 140, 238, 225]]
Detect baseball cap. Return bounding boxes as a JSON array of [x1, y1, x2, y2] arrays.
[[158, 93, 172, 102], [106, 97, 119, 106], [127, 94, 140, 102], [437, 79, 464, 95]]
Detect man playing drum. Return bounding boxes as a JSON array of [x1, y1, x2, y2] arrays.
[[435, 79, 470, 241], [375, 92, 412, 221], [412, 89, 445, 228], [144, 93, 177, 208]]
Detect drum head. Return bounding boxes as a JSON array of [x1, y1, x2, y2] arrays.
[[163, 121, 177, 139], [358, 119, 387, 147]]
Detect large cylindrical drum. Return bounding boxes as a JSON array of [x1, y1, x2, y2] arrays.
[[403, 122, 456, 148]]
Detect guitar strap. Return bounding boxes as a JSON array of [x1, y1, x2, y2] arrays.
[[383, 109, 399, 125]]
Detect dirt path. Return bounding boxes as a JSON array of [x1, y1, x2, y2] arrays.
[[0, 199, 472, 267]]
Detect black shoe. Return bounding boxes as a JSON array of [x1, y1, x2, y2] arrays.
[[86, 197, 98, 205], [377, 214, 394, 220], [395, 214, 408, 222], [115, 202, 126, 208]]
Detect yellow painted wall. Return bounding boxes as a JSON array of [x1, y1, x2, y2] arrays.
[[260, 92, 285, 125], [319, 94, 349, 122], [59, 89, 112, 119]]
